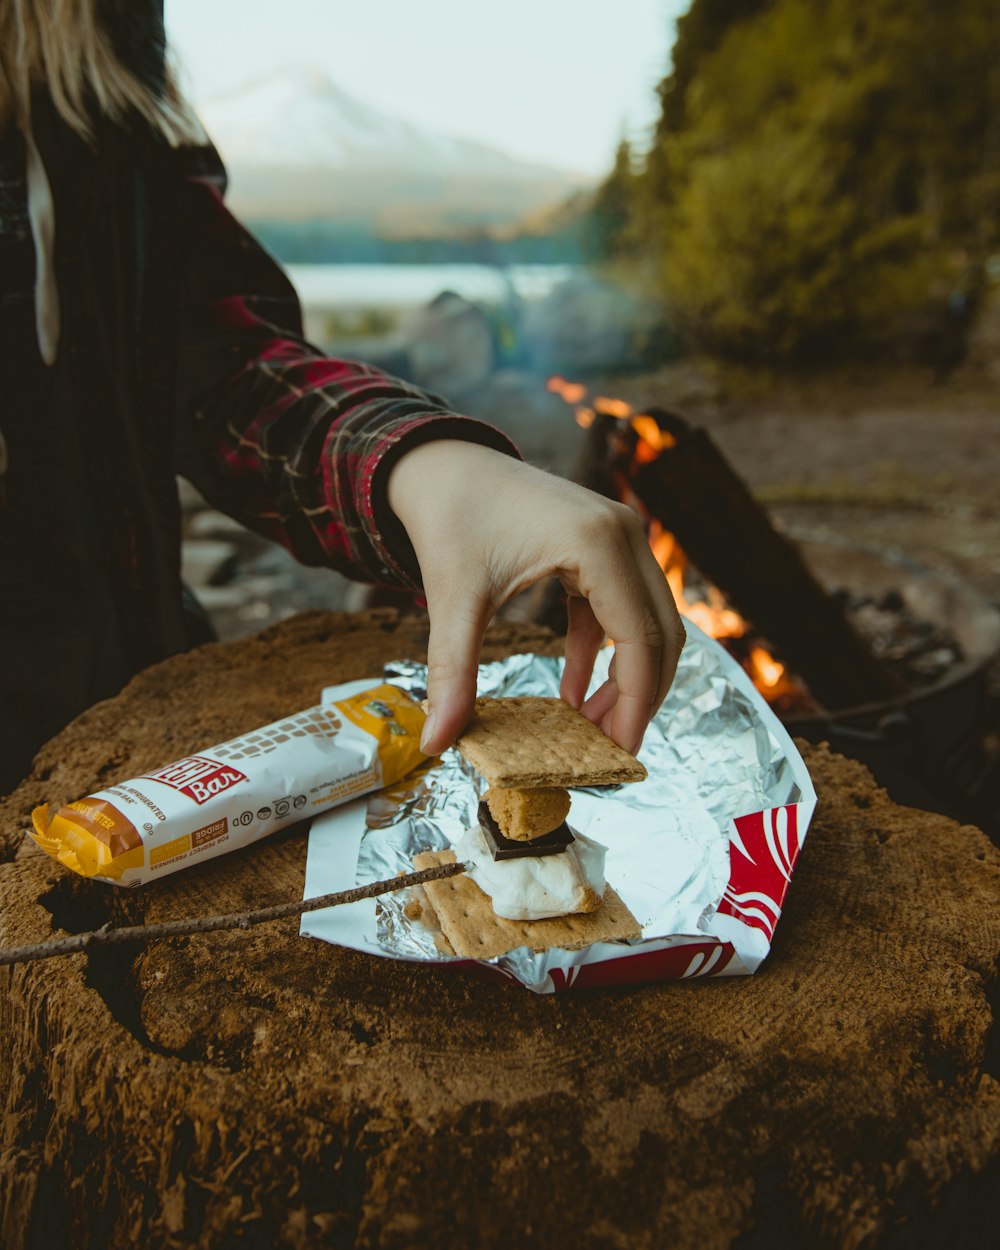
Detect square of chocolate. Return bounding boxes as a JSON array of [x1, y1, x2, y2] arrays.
[[478, 801, 575, 861]]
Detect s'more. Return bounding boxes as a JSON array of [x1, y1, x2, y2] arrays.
[[412, 697, 647, 960]]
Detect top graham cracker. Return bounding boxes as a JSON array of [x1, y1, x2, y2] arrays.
[[454, 697, 647, 789]]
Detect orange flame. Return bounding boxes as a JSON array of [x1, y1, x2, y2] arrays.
[[630, 414, 677, 453], [747, 646, 795, 699], [546, 375, 588, 405], [549, 377, 677, 457], [594, 396, 634, 419], [646, 522, 745, 640], [548, 378, 799, 707], [648, 522, 678, 570]]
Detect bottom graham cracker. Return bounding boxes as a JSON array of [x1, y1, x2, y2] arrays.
[[413, 850, 642, 960]]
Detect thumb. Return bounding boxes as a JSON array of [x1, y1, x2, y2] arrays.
[[420, 581, 494, 755]]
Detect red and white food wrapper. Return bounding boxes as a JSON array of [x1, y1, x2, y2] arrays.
[[301, 624, 817, 993], [30, 684, 428, 887]]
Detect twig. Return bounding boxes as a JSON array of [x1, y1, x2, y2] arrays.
[[0, 860, 467, 968]]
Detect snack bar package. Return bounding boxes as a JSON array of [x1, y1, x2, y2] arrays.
[[31, 683, 427, 887]]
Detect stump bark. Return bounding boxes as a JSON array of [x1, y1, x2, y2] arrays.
[[1, 610, 998, 1250]]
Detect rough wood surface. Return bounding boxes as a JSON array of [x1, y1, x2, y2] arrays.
[[0, 862, 469, 968], [1, 610, 998, 1250]]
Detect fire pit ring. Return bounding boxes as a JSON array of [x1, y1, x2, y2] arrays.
[[787, 538, 1000, 835]]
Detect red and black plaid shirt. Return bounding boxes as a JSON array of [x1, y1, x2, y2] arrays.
[[173, 164, 519, 594], [0, 105, 518, 793]]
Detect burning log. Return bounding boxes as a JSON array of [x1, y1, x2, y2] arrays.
[[538, 379, 903, 711], [605, 408, 903, 710]]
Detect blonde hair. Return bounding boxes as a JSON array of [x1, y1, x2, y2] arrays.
[[0, 0, 201, 144]]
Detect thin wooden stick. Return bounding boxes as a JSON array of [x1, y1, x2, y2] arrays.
[[0, 860, 468, 968]]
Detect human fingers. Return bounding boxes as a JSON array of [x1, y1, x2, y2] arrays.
[[571, 509, 684, 753], [580, 674, 619, 725], [603, 555, 684, 753], [420, 578, 494, 755], [622, 521, 685, 714], [560, 594, 607, 709]]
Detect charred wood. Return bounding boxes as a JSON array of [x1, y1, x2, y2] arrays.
[[623, 410, 903, 709]]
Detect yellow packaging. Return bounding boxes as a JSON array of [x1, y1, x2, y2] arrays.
[[31, 683, 427, 887]]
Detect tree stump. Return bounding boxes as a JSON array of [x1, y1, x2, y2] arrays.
[[1, 610, 998, 1250]]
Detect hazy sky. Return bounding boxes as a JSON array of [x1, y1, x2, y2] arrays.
[[165, 0, 688, 176]]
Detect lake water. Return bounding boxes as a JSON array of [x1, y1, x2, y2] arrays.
[[285, 262, 578, 309]]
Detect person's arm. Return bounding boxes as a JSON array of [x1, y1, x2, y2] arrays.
[[170, 145, 518, 591], [171, 147, 683, 751]]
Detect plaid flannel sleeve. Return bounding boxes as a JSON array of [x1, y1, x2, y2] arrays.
[[171, 149, 519, 591]]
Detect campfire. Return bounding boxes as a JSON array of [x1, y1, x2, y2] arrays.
[[546, 376, 825, 714], [541, 375, 1000, 835]]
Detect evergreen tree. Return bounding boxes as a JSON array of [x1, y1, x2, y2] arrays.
[[616, 0, 1000, 362], [582, 139, 639, 261]]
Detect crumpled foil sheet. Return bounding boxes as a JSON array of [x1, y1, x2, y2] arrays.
[[354, 625, 807, 985]]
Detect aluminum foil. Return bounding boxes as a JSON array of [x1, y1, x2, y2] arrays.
[[328, 622, 814, 990]]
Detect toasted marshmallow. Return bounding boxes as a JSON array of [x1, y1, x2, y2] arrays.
[[455, 824, 607, 921]]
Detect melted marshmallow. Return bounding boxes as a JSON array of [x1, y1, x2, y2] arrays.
[[455, 824, 607, 921]]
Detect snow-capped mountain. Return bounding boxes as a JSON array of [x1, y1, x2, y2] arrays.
[[196, 68, 590, 227], [199, 67, 569, 178]]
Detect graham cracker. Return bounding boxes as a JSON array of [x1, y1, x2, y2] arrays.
[[414, 850, 642, 960], [455, 697, 647, 789], [405, 883, 457, 956]]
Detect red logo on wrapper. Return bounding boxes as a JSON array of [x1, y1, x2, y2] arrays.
[[543, 941, 740, 992], [142, 756, 248, 806], [716, 805, 800, 939]]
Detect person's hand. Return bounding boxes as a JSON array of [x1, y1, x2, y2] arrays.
[[387, 440, 685, 757]]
